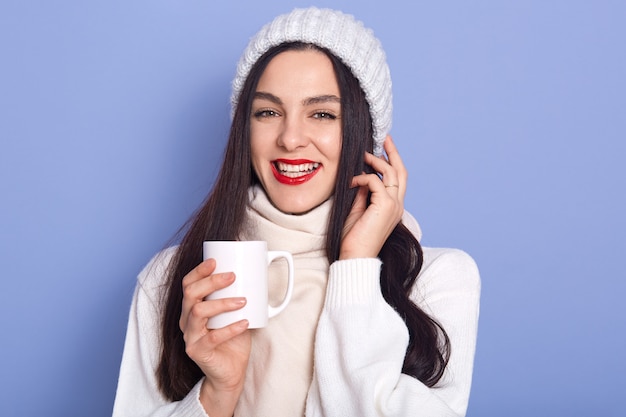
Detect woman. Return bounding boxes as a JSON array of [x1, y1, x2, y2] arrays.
[[113, 7, 480, 417]]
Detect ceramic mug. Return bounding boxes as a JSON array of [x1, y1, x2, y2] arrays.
[[203, 241, 294, 329]]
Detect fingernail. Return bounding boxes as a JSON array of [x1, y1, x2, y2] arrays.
[[231, 297, 246, 306]]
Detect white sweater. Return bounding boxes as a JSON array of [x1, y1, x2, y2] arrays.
[[112, 187, 480, 416]]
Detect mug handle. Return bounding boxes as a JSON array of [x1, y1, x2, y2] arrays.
[[266, 251, 295, 318]]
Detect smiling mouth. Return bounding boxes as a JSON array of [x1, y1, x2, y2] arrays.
[[271, 159, 321, 185]]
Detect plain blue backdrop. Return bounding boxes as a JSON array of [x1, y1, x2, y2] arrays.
[[1, 1, 624, 416]]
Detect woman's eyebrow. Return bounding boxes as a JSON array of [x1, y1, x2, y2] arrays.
[[303, 95, 341, 106], [253, 91, 282, 105]]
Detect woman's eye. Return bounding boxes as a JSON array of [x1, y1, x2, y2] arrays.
[[313, 112, 337, 120], [254, 109, 279, 118]]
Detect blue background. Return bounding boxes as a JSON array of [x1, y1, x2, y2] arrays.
[[1, 1, 624, 416]]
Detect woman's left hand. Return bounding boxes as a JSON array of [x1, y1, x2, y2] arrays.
[[340, 135, 407, 259]]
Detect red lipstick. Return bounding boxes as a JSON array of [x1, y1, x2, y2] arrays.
[[271, 159, 321, 185]]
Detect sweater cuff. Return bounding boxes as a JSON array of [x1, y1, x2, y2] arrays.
[[325, 258, 382, 309], [177, 378, 210, 417]]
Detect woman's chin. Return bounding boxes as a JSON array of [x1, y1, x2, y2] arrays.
[[267, 194, 328, 215]]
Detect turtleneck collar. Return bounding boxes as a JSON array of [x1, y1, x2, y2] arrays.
[[241, 185, 331, 256]]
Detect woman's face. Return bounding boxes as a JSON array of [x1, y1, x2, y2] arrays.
[[250, 49, 342, 214]]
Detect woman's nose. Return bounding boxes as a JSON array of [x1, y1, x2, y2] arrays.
[[276, 116, 310, 151]]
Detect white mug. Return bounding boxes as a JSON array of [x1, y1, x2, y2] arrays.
[[203, 240, 295, 329]]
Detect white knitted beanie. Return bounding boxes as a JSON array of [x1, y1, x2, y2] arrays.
[[231, 7, 392, 156]]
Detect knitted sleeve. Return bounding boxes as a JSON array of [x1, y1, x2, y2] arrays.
[[112, 248, 209, 417], [306, 248, 480, 417]]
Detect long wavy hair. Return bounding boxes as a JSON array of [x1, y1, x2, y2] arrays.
[[156, 42, 450, 401]]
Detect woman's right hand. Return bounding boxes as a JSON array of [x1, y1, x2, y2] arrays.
[[179, 258, 251, 417]]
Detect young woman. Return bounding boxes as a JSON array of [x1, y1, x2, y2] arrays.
[[113, 7, 480, 417]]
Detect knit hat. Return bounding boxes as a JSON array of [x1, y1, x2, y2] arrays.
[[231, 7, 392, 156]]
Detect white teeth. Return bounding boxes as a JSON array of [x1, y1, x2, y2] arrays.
[[275, 161, 320, 177]]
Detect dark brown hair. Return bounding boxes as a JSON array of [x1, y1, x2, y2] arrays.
[[157, 42, 450, 400]]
